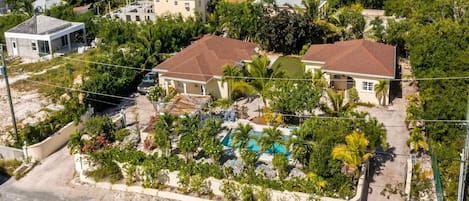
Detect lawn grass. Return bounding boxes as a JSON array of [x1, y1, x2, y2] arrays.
[[271, 56, 304, 78], [10, 49, 98, 93]]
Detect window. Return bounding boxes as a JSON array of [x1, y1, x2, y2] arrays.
[[12, 42, 16, 48], [174, 1, 178, 5], [185, 2, 190, 11], [136, 15, 141, 21], [38, 40, 50, 55], [198, 0, 201, 7], [145, 16, 150, 20], [362, 81, 374, 92], [61, 35, 68, 47], [31, 42, 37, 51], [126, 15, 131, 21]]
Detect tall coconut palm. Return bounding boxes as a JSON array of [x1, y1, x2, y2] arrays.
[[231, 123, 253, 150], [374, 79, 390, 106], [258, 126, 286, 154], [320, 89, 355, 117], [406, 124, 428, 154], [222, 64, 255, 100], [288, 128, 314, 167], [247, 54, 285, 106], [332, 131, 370, 178]]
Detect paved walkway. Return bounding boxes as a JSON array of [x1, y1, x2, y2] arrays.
[[361, 60, 414, 201]]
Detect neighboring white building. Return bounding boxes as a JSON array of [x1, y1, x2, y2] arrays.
[[153, 0, 207, 19], [302, 39, 396, 105], [109, 1, 156, 22], [33, 0, 64, 13], [4, 15, 86, 60]]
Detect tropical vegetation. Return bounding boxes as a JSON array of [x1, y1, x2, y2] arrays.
[[385, 0, 469, 199]]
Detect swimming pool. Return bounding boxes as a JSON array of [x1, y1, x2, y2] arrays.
[[221, 129, 289, 155]]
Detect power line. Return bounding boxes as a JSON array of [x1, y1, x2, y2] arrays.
[[64, 57, 469, 82], [18, 79, 469, 124], [22, 79, 135, 101]]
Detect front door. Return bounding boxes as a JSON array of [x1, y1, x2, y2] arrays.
[[12, 40, 18, 56]]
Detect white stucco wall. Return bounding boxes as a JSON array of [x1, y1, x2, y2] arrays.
[[205, 78, 228, 99], [352, 76, 388, 105], [153, 0, 206, 18]]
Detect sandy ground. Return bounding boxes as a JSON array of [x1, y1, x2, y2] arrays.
[[0, 71, 54, 144]]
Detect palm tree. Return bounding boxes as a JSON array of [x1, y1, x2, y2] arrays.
[[332, 131, 370, 178], [312, 69, 327, 89], [133, 24, 162, 69], [258, 126, 286, 154], [178, 132, 199, 162], [288, 129, 314, 167], [302, 0, 320, 20], [222, 64, 255, 100], [154, 129, 171, 156], [374, 79, 390, 106], [406, 123, 428, 154], [320, 89, 355, 117], [247, 54, 285, 106], [231, 123, 253, 150]]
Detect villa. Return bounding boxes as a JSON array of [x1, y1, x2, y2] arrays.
[[302, 39, 397, 105], [154, 35, 259, 99]]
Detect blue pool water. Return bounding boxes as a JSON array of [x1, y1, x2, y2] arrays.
[[221, 129, 289, 155]]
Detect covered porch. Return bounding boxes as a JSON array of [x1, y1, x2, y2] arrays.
[[162, 78, 208, 97], [328, 74, 355, 91]]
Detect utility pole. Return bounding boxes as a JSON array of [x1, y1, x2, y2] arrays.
[[0, 44, 19, 143], [457, 91, 469, 201]]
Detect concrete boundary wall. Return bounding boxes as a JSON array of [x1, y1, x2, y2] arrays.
[[0, 145, 23, 160], [75, 153, 368, 201], [27, 114, 124, 161], [27, 122, 78, 161]]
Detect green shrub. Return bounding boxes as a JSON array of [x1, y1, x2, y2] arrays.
[[254, 187, 271, 201], [115, 129, 131, 141], [86, 161, 123, 183], [0, 159, 22, 177], [220, 180, 239, 201], [240, 185, 254, 201]]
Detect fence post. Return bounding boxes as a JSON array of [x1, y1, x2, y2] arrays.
[[22, 141, 28, 163]]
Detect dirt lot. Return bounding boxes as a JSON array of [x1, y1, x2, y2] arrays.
[[0, 73, 51, 144]]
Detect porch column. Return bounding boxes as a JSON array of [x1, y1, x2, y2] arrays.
[[48, 39, 53, 58], [202, 84, 206, 96], [67, 34, 71, 51], [82, 27, 87, 45], [164, 80, 169, 95], [183, 82, 187, 94]]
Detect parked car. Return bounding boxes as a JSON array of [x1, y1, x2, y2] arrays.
[[137, 71, 158, 95]]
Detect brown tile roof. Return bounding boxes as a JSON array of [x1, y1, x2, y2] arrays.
[[154, 35, 258, 82], [302, 39, 396, 78]]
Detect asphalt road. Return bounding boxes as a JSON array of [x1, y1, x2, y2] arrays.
[[0, 146, 169, 201]]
